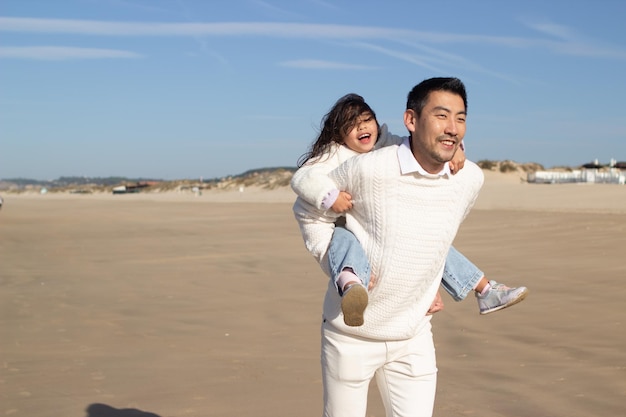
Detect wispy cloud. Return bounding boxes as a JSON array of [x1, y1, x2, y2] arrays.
[[308, 0, 340, 11], [251, 0, 305, 20], [369, 40, 522, 83], [0, 46, 142, 60], [279, 59, 378, 70], [348, 42, 443, 73], [103, 0, 173, 14], [1, 17, 625, 62], [0, 17, 411, 38], [519, 17, 626, 59], [523, 20, 577, 41], [172, 0, 230, 63], [0, 17, 541, 52]]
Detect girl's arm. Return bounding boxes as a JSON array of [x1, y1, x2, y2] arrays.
[[291, 154, 361, 273], [291, 162, 338, 210], [449, 144, 466, 174], [375, 123, 406, 149], [292, 197, 339, 276], [290, 145, 348, 210]]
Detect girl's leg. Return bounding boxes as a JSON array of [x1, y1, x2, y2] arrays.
[[440, 246, 484, 302], [442, 247, 529, 314], [327, 226, 370, 327], [327, 226, 371, 292]]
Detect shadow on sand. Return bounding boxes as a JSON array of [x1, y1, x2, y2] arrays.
[[85, 403, 162, 417]]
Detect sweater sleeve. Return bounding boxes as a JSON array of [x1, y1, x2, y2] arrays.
[[290, 148, 342, 210], [292, 196, 339, 276], [375, 123, 406, 149]]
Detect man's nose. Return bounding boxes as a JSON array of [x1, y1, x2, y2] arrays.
[[445, 119, 458, 136]]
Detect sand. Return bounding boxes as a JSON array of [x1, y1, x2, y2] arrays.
[[1, 172, 625, 417]]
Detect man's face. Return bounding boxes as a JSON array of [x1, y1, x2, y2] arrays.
[[404, 90, 466, 174], [342, 112, 379, 154]]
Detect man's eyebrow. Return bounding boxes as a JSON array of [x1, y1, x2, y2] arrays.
[[432, 105, 466, 115]]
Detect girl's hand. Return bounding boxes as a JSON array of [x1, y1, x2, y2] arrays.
[[449, 144, 466, 175], [331, 191, 353, 213]]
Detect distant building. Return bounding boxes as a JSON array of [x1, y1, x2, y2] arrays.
[[527, 160, 625, 185]]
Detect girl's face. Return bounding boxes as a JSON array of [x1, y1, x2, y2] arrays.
[[342, 112, 379, 154]]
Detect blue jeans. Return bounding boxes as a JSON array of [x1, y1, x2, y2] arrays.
[[327, 227, 372, 293], [441, 245, 484, 301], [327, 227, 483, 301]]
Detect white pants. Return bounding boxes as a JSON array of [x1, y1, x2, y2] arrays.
[[321, 319, 437, 417]]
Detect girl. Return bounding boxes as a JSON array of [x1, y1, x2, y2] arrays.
[[291, 93, 527, 326]]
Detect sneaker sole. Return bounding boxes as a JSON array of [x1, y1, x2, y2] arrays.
[[341, 285, 368, 326], [480, 288, 528, 315]]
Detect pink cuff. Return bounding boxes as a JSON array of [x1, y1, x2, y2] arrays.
[[321, 189, 340, 210]]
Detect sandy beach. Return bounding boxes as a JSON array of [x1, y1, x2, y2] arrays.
[[1, 172, 625, 417]]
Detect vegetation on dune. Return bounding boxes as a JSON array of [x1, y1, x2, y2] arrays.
[[2, 160, 624, 193], [0, 167, 298, 193], [476, 160, 544, 173]]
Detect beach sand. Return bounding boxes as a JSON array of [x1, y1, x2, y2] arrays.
[[1, 172, 625, 417]]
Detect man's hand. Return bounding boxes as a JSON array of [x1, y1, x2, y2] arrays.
[[426, 291, 444, 315], [448, 144, 466, 175], [368, 274, 377, 291], [331, 191, 353, 213]]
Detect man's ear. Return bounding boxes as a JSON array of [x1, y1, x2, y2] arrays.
[[403, 109, 417, 133]]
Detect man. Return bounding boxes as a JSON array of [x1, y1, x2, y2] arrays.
[[294, 77, 484, 416]]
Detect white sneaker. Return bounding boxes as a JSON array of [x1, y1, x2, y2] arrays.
[[476, 280, 528, 315]]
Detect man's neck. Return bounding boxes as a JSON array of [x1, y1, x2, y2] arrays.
[[409, 139, 446, 174]]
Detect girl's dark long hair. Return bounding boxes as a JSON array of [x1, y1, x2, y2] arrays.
[[297, 94, 378, 167]]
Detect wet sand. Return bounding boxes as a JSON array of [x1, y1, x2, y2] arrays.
[[1, 172, 625, 417]]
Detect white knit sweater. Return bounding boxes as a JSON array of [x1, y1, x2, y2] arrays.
[[293, 140, 483, 340]]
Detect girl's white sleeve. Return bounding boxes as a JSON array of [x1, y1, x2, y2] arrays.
[[290, 154, 340, 210], [292, 197, 338, 276]]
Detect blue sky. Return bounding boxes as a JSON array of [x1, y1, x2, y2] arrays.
[[2, 0, 626, 180]]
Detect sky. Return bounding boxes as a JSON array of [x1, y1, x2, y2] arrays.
[[2, 0, 626, 181]]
